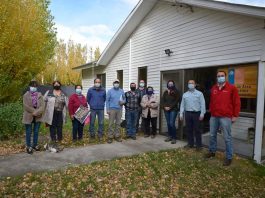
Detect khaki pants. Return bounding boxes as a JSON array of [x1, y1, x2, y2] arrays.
[[108, 109, 122, 138]]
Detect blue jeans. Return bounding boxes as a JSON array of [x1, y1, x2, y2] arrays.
[[209, 117, 233, 159], [125, 110, 138, 137], [164, 110, 178, 139], [89, 109, 104, 137], [25, 121, 41, 147]]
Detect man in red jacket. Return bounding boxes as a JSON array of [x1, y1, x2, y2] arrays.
[[205, 71, 241, 166]]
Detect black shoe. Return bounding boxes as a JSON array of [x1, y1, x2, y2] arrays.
[[131, 136, 136, 140], [98, 137, 103, 142], [144, 134, 150, 138], [126, 135, 131, 139], [26, 147, 33, 154], [151, 135, 155, 139], [107, 138, 113, 144], [204, 152, 215, 159], [171, 139, 177, 144], [223, 159, 232, 166], [115, 137, 122, 142], [184, 144, 194, 149], [165, 137, 172, 142], [32, 145, 40, 151]]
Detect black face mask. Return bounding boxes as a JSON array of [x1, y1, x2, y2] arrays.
[[130, 87, 136, 91], [54, 85, 61, 90]]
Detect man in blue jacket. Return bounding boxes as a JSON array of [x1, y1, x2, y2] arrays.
[[87, 78, 106, 141], [106, 79, 125, 143]]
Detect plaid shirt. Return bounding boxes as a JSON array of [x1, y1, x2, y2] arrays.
[[125, 91, 141, 110]]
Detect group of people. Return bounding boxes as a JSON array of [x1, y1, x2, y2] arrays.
[[22, 70, 240, 166]]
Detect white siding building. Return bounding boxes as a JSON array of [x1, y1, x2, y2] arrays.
[[74, 0, 265, 163]]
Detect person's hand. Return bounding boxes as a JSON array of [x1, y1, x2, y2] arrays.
[[180, 116, 183, 121], [107, 111, 110, 115], [232, 117, 237, 123], [164, 107, 170, 111], [70, 115, 74, 120], [199, 116, 204, 121], [119, 101, 124, 106]]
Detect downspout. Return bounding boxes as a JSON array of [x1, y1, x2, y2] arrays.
[[129, 38, 132, 88]]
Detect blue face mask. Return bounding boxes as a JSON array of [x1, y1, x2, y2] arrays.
[[76, 88, 82, 94], [147, 90, 153, 95], [188, 83, 195, 90], [217, 76, 226, 84], [30, 87, 37, 92]]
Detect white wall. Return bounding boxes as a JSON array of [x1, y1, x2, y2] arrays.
[[81, 1, 265, 129]]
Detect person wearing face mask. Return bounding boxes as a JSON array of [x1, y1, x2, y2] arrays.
[[68, 85, 88, 141], [136, 80, 146, 134], [205, 71, 241, 166], [161, 80, 182, 144], [22, 80, 45, 154], [141, 86, 159, 138], [42, 80, 68, 145], [106, 79, 125, 143], [87, 78, 106, 141], [125, 82, 141, 140], [180, 80, 206, 150]]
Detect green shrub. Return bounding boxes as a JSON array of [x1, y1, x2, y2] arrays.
[[0, 100, 23, 140]]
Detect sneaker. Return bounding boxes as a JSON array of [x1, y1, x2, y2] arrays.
[[164, 137, 172, 142], [131, 136, 136, 140], [171, 139, 177, 144], [144, 134, 150, 138], [90, 135, 95, 139], [26, 147, 33, 154], [223, 159, 232, 166], [107, 138, 113, 144], [204, 152, 215, 159], [151, 135, 155, 139], [32, 145, 40, 151], [98, 137, 103, 142], [184, 144, 194, 149], [126, 135, 131, 139]]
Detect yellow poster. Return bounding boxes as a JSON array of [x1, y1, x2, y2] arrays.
[[219, 65, 257, 98]]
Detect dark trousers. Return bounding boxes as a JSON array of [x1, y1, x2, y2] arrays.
[[185, 111, 202, 147], [136, 110, 144, 133], [143, 113, 157, 136], [72, 118, 84, 140], [50, 110, 63, 142]]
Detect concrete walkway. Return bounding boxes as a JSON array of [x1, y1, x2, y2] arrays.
[[0, 135, 186, 177]]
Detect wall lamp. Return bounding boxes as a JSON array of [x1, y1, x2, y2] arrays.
[[165, 49, 173, 56]]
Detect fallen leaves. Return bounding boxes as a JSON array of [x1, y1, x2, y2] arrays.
[[1, 149, 265, 197]]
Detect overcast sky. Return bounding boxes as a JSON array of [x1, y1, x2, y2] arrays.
[[49, 0, 265, 51]]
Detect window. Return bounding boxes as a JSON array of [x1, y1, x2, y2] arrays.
[[138, 67, 147, 85], [117, 70, 123, 89], [96, 73, 106, 88]]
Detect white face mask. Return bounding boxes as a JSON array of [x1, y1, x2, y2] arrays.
[[217, 76, 226, 84], [30, 87, 37, 92], [94, 83, 101, 88], [113, 83, 119, 89], [139, 82, 145, 87], [188, 83, 195, 90]]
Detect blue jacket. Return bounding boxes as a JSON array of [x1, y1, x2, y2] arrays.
[[106, 88, 125, 111], [87, 86, 106, 110]]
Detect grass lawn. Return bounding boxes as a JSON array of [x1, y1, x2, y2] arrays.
[[0, 118, 128, 156], [1, 149, 265, 197]]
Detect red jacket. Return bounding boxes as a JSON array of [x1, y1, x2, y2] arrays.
[[68, 94, 87, 116], [209, 82, 241, 118]]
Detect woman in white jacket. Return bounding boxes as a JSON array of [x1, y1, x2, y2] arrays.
[[140, 86, 159, 138]]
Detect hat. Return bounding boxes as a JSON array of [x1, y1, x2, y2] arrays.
[[113, 79, 120, 83]]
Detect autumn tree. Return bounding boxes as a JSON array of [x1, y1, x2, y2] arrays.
[[94, 47, 101, 61], [0, 0, 57, 103], [40, 39, 88, 85]]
